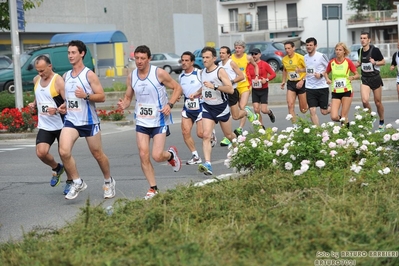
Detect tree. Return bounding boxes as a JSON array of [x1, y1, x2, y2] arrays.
[[0, 0, 43, 30], [348, 0, 393, 12]]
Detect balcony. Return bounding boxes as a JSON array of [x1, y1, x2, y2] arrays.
[[220, 0, 277, 5], [220, 18, 304, 34], [346, 9, 397, 28]]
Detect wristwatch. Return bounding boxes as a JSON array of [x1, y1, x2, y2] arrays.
[[214, 85, 219, 91], [84, 93, 90, 100], [167, 102, 174, 109]]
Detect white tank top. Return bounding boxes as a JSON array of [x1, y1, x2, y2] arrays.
[[179, 68, 203, 112], [219, 59, 237, 88], [201, 66, 228, 106], [304, 51, 329, 89], [64, 67, 99, 126], [131, 65, 172, 127], [34, 74, 64, 130]]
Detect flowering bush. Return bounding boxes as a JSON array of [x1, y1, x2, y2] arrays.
[[226, 107, 398, 185], [0, 107, 38, 133], [97, 107, 128, 121]]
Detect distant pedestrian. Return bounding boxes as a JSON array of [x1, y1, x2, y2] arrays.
[[59, 40, 115, 200], [246, 48, 276, 128], [28, 55, 73, 195], [389, 40, 399, 101], [324, 42, 360, 126], [280, 41, 308, 124], [355, 32, 385, 131], [118, 45, 182, 200]]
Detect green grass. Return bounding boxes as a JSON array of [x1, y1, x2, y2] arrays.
[[1, 169, 398, 265]]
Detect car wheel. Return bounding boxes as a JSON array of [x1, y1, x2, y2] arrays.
[[174, 70, 182, 74], [5, 81, 15, 94], [163, 65, 172, 74], [267, 60, 279, 73]]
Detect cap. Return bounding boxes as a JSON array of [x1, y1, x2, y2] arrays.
[[250, 48, 261, 54]]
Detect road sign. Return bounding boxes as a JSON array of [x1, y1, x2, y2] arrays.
[[17, 0, 24, 31]]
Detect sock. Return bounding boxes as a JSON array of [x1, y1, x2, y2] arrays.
[[168, 151, 174, 161], [379, 120, 384, 125], [192, 151, 199, 158], [73, 178, 83, 185], [150, 185, 158, 191], [52, 163, 61, 172], [104, 176, 112, 183]]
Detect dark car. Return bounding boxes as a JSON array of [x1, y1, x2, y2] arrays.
[[0, 55, 12, 69], [193, 48, 220, 69], [240, 41, 286, 72]]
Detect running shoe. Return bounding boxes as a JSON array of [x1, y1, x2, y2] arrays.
[[268, 109, 276, 123], [220, 137, 231, 147], [63, 180, 73, 195], [210, 129, 217, 148], [234, 127, 243, 136], [144, 188, 158, 200], [65, 180, 87, 200], [168, 146, 182, 172], [198, 162, 213, 176], [103, 177, 116, 199], [50, 163, 64, 187], [378, 124, 385, 132], [186, 155, 202, 165], [245, 106, 257, 122]]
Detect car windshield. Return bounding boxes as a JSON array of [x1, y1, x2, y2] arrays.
[[167, 53, 180, 58], [7, 53, 32, 68], [273, 42, 285, 51]]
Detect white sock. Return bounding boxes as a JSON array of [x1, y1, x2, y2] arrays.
[[104, 177, 112, 183], [192, 151, 199, 158], [73, 178, 83, 185]]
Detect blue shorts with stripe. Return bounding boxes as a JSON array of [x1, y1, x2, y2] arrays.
[[64, 120, 100, 137], [202, 101, 230, 124]]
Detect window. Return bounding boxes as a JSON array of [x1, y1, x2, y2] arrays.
[[229, 8, 238, 32]]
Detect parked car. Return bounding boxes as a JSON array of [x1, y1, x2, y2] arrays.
[[0, 55, 12, 70], [151, 53, 182, 74], [241, 41, 286, 72], [317, 47, 336, 60], [193, 48, 220, 69], [0, 44, 94, 93], [295, 48, 307, 56], [349, 44, 361, 62]]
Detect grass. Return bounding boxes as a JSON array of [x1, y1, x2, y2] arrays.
[[1, 168, 399, 265]]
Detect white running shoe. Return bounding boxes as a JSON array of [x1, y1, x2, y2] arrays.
[[167, 146, 182, 172], [186, 155, 202, 165], [144, 188, 158, 200], [65, 180, 87, 200], [103, 177, 116, 199]]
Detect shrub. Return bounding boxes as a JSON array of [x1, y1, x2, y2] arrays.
[[0, 107, 38, 133], [0, 91, 35, 110], [97, 107, 128, 121]]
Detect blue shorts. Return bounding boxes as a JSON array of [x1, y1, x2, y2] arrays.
[[202, 102, 230, 124], [182, 109, 202, 123], [136, 125, 170, 138], [64, 120, 100, 137]]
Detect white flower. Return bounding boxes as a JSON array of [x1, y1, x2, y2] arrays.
[[251, 142, 257, 148], [224, 159, 231, 168], [233, 147, 239, 154], [301, 160, 310, 165], [383, 134, 391, 143], [347, 132, 353, 137], [358, 158, 367, 166], [237, 135, 246, 143], [303, 128, 310, 133], [286, 114, 293, 121], [272, 159, 278, 165], [227, 151, 233, 159], [358, 125, 364, 129], [328, 142, 337, 149], [386, 123, 392, 129], [315, 160, 326, 168], [294, 169, 303, 176], [349, 177, 357, 182], [285, 162, 293, 170], [392, 133, 399, 141], [276, 149, 282, 156], [361, 183, 369, 187], [320, 149, 327, 155], [300, 164, 309, 172], [355, 115, 362, 120], [350, 121, 356, 126], [258, 128, 266, 134], [321, 123, 327, 128], [350, 164, 362, 173], [370, 111, 377, 117], [330, 150, 337, 157], [395, 119, 399, 125], [242, 130, 249, 136], [282, 149, 288, 155], [355, 106, 361, 110], [362, 140, 370, 145], [379, 167, 391, 174], [363, 108, 369, 112], [333, 128, 340, 134], [322, 136, 329, 143], [336, 139, 346, 146], [252, 120, 261, 126], [272, 127, 278, 133], [290, 155, 296, 160], [327, 122, 335, 127]]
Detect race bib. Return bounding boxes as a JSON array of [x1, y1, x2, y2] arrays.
[[137, 103, 157, 119], [185, 98, 200, 110], [306, 68, 315, 75], [38, 101, 54, 115], [252, 79, 262, 89], [67, 98, 82, 112], [288, 71, 300, 80], [202, 88, 217, 102], [334, 78, 346, 90], [361, 62, 374, 72]]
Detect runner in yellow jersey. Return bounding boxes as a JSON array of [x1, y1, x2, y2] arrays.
[[280, 41, 308, 124], [323, 42, 359, 127]]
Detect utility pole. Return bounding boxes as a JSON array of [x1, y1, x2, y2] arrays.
[[8, 0, 24, 109]]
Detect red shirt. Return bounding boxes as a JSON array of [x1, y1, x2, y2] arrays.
[[246, 60, 276, 89]]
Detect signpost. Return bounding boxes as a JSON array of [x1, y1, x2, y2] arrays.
[[322, 4, 342, 58], [17, 0, 25, 31]]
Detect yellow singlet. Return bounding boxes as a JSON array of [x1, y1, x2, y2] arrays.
[[282, 53, 306, 81]]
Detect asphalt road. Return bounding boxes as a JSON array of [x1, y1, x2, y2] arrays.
[[1, 101, 399, 243]]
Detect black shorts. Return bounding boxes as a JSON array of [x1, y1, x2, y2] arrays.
[[306, 88, 329, 109], [36, 128, 61, 146], [228, 89, 240, 106], [361, 75, 383, 90], [287, 80, 306, 95], [252, 88, 269, 104], [331, 91, 353, 100]]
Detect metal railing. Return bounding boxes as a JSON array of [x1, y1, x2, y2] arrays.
[[346, 9, 397, 25], [220, 18, 304, 33]]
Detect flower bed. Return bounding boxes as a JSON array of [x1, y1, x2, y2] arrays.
[[97, 107, 129, 121], [0, 107, 38, 133]]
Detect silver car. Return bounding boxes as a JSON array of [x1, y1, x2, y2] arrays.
[[151, 53, 182, 74], [349, 44, 361, 63]]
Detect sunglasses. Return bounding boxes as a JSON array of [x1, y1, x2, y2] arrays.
[[251, 53, 259, 55]]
